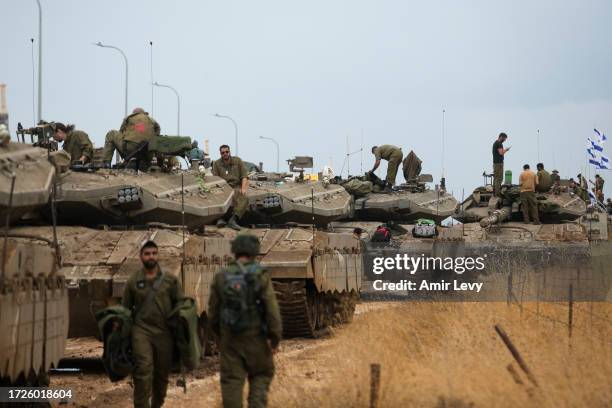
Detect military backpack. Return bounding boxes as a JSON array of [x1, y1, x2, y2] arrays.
[[222, 263, 266, 334]]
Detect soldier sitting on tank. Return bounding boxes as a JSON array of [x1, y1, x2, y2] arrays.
[[208, 234, 282, 408], [535, 163, 552, 193], [212, 144, 248, 230], [52, 122, 94, 164], [188, 140, 205, 162], [371, 145, 403, 192], [119, 107, 161, 171]]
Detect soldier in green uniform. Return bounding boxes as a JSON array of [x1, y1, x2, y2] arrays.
[[536, 163, 552, 192], [119, 108, 161, 171], [551, 169, 560, 184], [492, 133, 510, 197], [208, 235, 283, 408], [212, 145, 249, 230], [122, 241, 183, 408], [371, 144, 403, 192], [52, 122, 93, 164], [103, 129, 125, 166], [188, 140, 205, 161]]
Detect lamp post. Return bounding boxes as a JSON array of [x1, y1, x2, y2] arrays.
[[35, 0, 42, 122], [93, 41, 128, 117], [153, 82, 181, 135], [213, 113, 238, 155], [259, 136, 279, 172]]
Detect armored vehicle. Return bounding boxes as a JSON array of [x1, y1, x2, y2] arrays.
[[243, 156, 352, 227], [52, 170, 234, 228], [455, 182, 586, 225], [342, 151, 459, 223], [0, 84, 69, 386], [11, 225, 361, 340]]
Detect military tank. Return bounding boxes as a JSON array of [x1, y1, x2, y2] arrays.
[[11, 224, 361, 340], [52, 169, 234, 229], [455, 180, 586, 225], [342, 151, 459, 223], [0, 84, 69, 386], [243, 156, 352, 227]]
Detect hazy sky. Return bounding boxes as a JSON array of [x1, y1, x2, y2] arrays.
[[2, 0, 612, 197]]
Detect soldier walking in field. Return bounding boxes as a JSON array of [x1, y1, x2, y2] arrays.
[[212, 144, 249, 230], [371, 144, 403, 192], [122, 240, 183, 408], [492, 132, 510, 197], [208, 234, 283, 408]]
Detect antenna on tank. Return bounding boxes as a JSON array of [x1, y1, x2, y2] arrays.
[[180, 172, 186, 286], [31, 38, 36, 124], [150, 41, 154, 116], [441, 109, 446, 179], [360, 128, 364, 174]]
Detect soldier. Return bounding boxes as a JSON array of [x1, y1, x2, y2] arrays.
[[52, 122, 93, 164], [371, 144, 403, 192], [536, 163, 552, 192], [606, 198, 612, 215], [594, 174, 605, 202], [103, 129, 125, 166], [120, 107, 161, 171], [492, 132, 510, 197], [551, 169, 561, 184], [212, 145, 249, 230], [188, 140, 205, 162], [122, 240, 183, 408], [208, 234, 282, 408], [519, 164, 540, 224]]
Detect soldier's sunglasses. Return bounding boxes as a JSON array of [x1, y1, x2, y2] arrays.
[[221, 150, 230, 154]]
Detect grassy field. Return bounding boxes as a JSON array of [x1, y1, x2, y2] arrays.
[[268, 301, 612, 408]]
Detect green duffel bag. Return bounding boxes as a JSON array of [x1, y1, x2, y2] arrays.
[[343, 178, 373, 197], [149, 135, 193, 155]]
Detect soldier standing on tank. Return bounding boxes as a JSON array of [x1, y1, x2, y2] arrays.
[[119, 107, 161, 171], [492, 133, 510, 197], [371, 144, 403, 192], [208, 234, 282, 408], [519, 164, 540, 224], [594, 174, 605, 202], [536, 163, 552, 193], [52, 122, 93, 164], [212, 145, 249, 230], [122, 240, 183, 408]]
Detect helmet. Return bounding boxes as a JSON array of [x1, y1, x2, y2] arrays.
[[231, 234, 260, 256]]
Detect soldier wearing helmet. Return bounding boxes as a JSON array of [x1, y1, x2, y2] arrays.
[[207, 234, 282, 408]]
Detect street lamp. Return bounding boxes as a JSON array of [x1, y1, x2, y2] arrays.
[[93, 41, 128, 117], [259, 136, 280, 172], [35, 0, 42, 122], [153, 82, 181, 135], [213, 113, 238, 155]]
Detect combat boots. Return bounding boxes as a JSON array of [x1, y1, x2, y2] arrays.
[[227, 215, 241, 231]]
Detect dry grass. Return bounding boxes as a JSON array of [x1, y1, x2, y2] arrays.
[[269, 301, 612, 408]]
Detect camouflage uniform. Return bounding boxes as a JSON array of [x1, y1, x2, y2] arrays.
[[63, 129, 93, 163], [536, 169, 552, 193], [103, 129, 125, 162], [120, 112, 161, 170], [208, 260, 282, 408], [122, 267, 183, 408], [374, 145, 403, 186], [212, 156, 249, 218], [492, 139, 505, 197]]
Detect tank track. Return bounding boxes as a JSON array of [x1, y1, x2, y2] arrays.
[[273, 280, 358, 338]]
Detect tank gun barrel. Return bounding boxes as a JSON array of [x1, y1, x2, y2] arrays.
[[479, 206, 511, 227]]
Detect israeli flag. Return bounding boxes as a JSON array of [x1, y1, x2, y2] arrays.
[[601, 154, 609, 164], [587, 148, 596, 159], [589, 158, 601, 167], [588, 189, 597, 204], [594, 128, 608, 144], [589, 137, 604, 152]]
